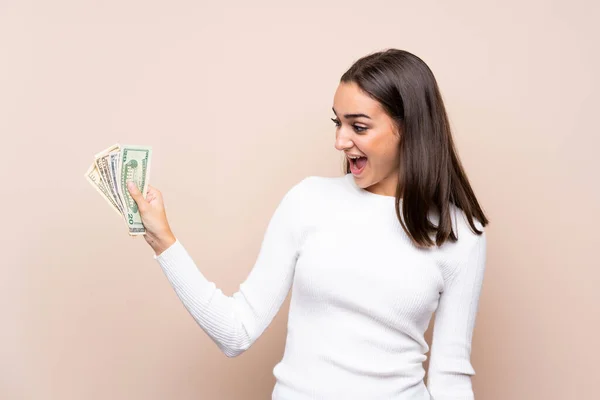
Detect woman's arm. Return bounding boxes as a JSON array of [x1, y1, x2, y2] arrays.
[[130, 178, 309, 357], [426, 230, 487, 399]]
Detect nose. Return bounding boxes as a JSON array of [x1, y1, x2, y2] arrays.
[[334, 127, 354, 152]]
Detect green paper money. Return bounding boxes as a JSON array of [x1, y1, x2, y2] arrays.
[[118, 145, 152, 235]]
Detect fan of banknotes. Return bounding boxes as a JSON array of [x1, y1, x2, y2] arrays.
[[84, 143, 152, 235]]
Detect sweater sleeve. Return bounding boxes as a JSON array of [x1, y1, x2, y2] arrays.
[[152, 178, 308, 357], [426, 230, 487, 399]]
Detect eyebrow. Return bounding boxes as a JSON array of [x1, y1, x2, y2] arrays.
[[332, 107, 371, 119]]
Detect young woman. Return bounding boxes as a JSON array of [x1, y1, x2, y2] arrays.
[[127, 49, 489, 399]]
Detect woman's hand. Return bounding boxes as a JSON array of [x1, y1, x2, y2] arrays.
[[127, 181, 176, 256]]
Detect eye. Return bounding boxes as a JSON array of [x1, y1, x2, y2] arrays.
[[330, 118, 367, 133]]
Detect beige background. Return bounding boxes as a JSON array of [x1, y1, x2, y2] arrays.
[[1, 1, 598, 399]]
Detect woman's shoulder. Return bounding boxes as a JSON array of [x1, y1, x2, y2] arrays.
[[434, 203, 486, 256], [287, 174, 346, 199], [279, 175, 321, 208], [280, 175, 347, 220], [296, 174, 346, 187], [428, 203, 487, 283], [450, 203, 485, 237]]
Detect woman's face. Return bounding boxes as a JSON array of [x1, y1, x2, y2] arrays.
[[332, 81, 401, 197]]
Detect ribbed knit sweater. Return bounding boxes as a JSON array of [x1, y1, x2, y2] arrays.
[[153, 173, 487, 399]]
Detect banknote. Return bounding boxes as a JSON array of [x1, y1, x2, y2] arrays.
[[84, 163, 123, 217], [85, 143, 152, 235], [94, 144, 125, 216], [109, 151, 126, 214], [118, 145, 152, 235]]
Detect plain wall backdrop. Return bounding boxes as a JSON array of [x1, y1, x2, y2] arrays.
[[1, 0, 598, 399]]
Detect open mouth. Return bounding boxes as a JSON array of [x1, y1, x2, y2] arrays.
[[349, 156, 367, 175]]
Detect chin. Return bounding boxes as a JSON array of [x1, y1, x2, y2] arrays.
[[355, 177, 372, 188]]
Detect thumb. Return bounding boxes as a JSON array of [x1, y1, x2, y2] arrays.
[[127, 181, 147, 207]]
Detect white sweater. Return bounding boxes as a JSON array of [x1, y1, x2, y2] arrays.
[[153, 173, 487, 399]]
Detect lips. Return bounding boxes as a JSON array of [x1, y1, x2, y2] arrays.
[[347, 156, 367, 164], [349, 155, 367, 175]]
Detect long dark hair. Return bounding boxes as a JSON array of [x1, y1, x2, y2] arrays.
[[340, 49, 489, 248]]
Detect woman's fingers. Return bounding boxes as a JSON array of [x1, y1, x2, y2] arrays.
[[127, 181, 147, 208], [145, 185, 160, 203]]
